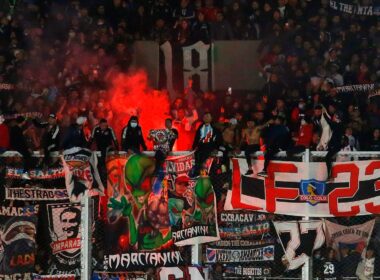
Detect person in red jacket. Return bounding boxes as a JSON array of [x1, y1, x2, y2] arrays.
[[287, 115, 313, 157], [0, 115, 10, 153]]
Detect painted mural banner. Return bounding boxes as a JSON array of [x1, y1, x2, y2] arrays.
[[0, 205, 39, 280], [166, 152, 219, 246], [102, 153, 184, 271], [4, 167, 68, 201], [225, 159, 380, 217]]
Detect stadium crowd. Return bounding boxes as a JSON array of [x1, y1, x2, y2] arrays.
[[0, 0, 380, 278], [1, 0, 380, 179]]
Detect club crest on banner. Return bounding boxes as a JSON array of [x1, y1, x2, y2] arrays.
[[206, 248, 216, 263], [263, 246, 274, 260], [299, 179, 327, 206]]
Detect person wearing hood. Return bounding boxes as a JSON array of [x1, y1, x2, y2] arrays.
[[0, 115, 9, 153], [61, 116, 89, 150], [121, 116, 147, 153]]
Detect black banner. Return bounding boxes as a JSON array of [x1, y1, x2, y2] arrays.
[[46, 203, 82, 276], [223, 265, 271, 277], [103, 251, 184, 271], [206, 245, 275, 263], [329, 0, 380, 16], [0, 206, 39, 280], [5, 168, 68, 202]]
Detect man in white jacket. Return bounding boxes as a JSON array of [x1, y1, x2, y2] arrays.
[[356, 247, 375, 280]]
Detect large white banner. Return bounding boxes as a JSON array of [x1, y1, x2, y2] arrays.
[[225, 159, 380, 217], [324, 219, 375, 260]]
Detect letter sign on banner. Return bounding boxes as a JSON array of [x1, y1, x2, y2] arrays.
[[225, 159, 380, 217], [182, 41, 210, 91], [273, 221, 325, 270]]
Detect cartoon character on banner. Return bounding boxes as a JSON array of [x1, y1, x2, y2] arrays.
[[107, 153, 172, 251]]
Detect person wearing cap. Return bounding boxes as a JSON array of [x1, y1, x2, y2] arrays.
[[168, 175, 195, 226], [0, 115, 9, 153], [61, 116, 89, 150], [121, 116, 147, 153], [33, 114, 60, 167], [9, 116, 32, 179]]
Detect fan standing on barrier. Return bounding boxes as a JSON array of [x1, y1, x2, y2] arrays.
[[89, 118, 118, 162], [257, 116, 291, 177], [9, 116, 32, 179], [322, 107, 344, 181], [33, 113, 60, 168], [191, 112, 221, 176], [240, 118, 266, 175], [148, 118, 178, 175], [121, 116, 147, 153], [62, 116, 89, 150]]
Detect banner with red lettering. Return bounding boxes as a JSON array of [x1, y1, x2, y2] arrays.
[[0, 206, 39, 280], [205, 210, 275, 277], [225, 159, 380, 217], [157, 266, 209, 280], [62, 148, 104, 203]]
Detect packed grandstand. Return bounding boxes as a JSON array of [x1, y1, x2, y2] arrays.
[[0, 0, 380, 279]]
